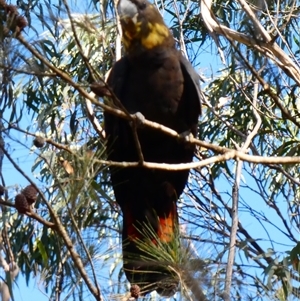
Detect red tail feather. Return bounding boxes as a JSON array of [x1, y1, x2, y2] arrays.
[[157, 202, 177, 243]]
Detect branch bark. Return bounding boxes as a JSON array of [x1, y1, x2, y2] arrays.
[[200, 0, 300, 85], [224, 79, 261, 300]]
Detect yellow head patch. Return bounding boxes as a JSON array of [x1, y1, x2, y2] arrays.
[[141, 22, 169, 49], [121, 17, 170, 50]]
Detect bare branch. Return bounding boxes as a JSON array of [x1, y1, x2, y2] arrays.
[[200, 0, 300, 85], [224, 79, 262, 300]]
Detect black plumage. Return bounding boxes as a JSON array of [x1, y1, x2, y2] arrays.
[[103, 0, 202, 295]]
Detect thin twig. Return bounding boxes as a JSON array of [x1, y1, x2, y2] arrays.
[[172, 0, 189, 58], [224, 79, 261, 300], [114, 0, 122, 62], [61, 0, 97, 83], [67, 208, 101, 299], [85, 94, 106, 139], [200, 0, 226, 64], [236, 0, 271, 42]]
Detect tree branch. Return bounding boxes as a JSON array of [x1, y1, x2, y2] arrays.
[[200, 0, 300, 85]]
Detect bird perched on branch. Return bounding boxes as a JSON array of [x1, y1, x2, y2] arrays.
[[103, 0, 202, 296]]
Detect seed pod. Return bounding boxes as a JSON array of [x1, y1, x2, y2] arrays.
[[22, 184, 38, 205], [5, 4, 17, 14], [0, 0, 7, 9], [33, 136, 45, 148], [15, 194, 29, 214], [16, 15, 28, 31]]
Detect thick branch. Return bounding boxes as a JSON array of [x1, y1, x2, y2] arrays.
[[200, 0, 300, 85]]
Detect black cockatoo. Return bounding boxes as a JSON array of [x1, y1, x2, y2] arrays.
[[104, 0, 202, 296]]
